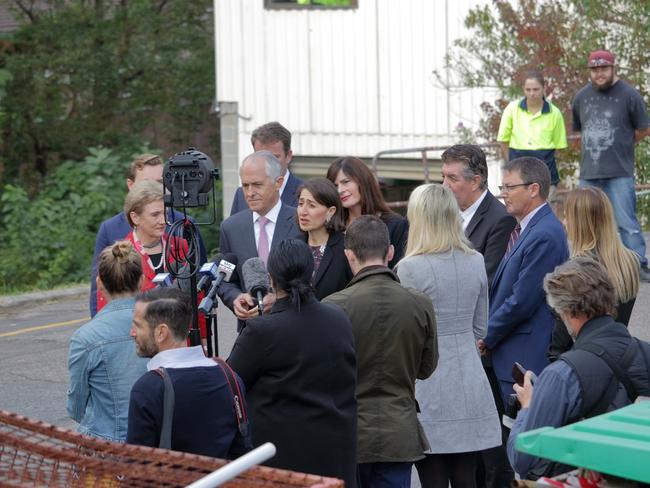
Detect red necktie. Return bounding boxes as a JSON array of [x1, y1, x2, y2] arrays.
[[506, 225, 521, 255]]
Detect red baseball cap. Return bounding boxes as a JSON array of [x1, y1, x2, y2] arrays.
[[588, 50, 615, 68]]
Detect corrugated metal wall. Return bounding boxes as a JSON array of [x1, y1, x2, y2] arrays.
[[214, 0, 497, 160]]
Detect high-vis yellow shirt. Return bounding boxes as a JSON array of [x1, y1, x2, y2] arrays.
[[497, 98, 568, 151]]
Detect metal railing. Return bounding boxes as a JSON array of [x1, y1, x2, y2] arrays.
[[370, 142, 501, 182]]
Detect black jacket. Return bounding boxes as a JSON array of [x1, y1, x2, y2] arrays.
[[560, 315, 650, 420], [304, 231, 353, 300], [227, 296, 357, 487], [465, 191, 517, 287], [382, 212, 409, 269]]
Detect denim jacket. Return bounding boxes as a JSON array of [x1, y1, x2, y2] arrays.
[[67, 297, 147, 442]]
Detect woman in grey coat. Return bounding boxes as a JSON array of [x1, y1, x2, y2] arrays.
[[396, 184, 501, 488]]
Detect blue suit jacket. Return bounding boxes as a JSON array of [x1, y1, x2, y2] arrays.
[[89, 210, 207, 316], [230, 172, 303, 216], [485, 204, 568, 384], [218, 203, 303, 330]]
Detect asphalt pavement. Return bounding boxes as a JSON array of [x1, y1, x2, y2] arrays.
[[0, 239, 648, 428], [0, 292, 238, 427]]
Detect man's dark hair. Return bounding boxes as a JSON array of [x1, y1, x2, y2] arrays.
[[135, 287, 192, 341], [251, 121, 292, 154], [543, 257, 617, 319], [441, 144, 488, 190], [503, 157, 551, 200], [344, 215, 390, 262]]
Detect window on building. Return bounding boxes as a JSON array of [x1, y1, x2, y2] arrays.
[[265, 0, 357, 9]]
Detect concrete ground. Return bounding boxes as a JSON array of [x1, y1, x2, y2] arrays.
[[0, 236, 648, 486]]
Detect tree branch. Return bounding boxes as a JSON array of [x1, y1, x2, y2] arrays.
[[12, 0, 36, 22]]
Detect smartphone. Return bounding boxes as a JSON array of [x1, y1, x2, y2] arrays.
[[512, 362, 527, 386]]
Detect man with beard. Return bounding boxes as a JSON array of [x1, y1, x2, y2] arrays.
[[572, 49, 650, 281], [127, 288, 248, 458]]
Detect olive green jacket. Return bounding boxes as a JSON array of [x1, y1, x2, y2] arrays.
[[324, 265, 438, 463]]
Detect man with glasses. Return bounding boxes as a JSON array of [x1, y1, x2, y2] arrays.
[[478, 157, 568, 407]]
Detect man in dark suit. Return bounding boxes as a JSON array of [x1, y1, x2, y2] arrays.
[[442, 144, 517, 488], [89, 154, 206, 317], [441, 144, 517, 286], [479, 157, 568, 406], [219, 150, 302, 330], [230, 121, 303, 215]]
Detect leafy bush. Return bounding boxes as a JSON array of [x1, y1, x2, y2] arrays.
[[0, 147, 133, 292], [0, 145, 223, 293]]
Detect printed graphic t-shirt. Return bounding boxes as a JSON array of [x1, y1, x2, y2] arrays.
[[572, 79, 650, 179]]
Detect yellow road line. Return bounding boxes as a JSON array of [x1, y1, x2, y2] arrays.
[[0, 317, 88, 338]]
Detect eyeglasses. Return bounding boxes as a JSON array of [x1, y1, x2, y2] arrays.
[[498, 182, 532, 193]]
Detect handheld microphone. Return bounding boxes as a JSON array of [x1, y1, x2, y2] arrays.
[[196, 254, 223, 292], [153, 273, 172, 287], [198, 254, 237, 314], [242, 257, 270, 315]]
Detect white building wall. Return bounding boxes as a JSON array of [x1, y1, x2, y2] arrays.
[[214, 0, 497, 162]]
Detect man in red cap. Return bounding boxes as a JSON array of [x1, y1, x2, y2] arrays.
[[572, 49, 650, 281]]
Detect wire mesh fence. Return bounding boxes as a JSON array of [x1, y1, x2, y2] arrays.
[[0, 410, 343, 488]]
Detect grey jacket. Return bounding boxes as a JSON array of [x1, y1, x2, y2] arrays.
[[397, 251, 501, 453]]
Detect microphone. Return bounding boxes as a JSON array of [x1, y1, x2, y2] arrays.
[[196, 254, 223, 292], [242, 257, 270, 315], [152, 273, 172, 287], [198, 254, 237, 314]]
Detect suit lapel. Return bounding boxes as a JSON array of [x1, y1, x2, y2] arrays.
[[271, 204, 295, 250], [490, 204, 551, 294], [312, 233, 339, 286], [465, 192, 492, 238], [241, 211, 258, 257]]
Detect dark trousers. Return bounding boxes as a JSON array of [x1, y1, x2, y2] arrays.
[[475, 365, 514, 488], [358, 462, 412, 488]]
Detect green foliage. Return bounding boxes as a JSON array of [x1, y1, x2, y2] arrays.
[[0, 146, 135, 291], [0, 0, 215, 190]]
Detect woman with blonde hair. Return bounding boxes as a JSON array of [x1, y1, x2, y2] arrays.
[[549, 187, 640, 359], [396, 184, 501, 488]]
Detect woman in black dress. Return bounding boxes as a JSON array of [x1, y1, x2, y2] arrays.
[[326, 156, 408, 268], [296, 178, 352, 299], [227, 239, 357, 486]]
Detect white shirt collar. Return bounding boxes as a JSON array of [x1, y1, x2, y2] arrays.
[[460, 190, 488, 230], [279, 170, 291, 197], [253, 197, 282, 224], [519, 202, 547, 232], [147, 345, 215, 371]]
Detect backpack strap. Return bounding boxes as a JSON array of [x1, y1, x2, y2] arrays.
[[213, 357, 253, 451], [153, 367, 175, 450], [578, 340, 638, 402]]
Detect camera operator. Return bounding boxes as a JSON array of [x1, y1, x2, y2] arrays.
[[507, 257, 650, 479]]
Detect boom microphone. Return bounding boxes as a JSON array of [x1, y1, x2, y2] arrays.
[[242, 257, 270, 315], [198, 254, 237, 314]]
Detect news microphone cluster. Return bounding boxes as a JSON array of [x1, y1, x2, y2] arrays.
[[198, 254, 238, 314]]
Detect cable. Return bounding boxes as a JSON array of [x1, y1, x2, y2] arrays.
[[164, 216, 201, 279]]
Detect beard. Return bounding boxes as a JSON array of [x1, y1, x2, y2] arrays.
[[594, 79, 614, 91], [135, 332, 159, 358]]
